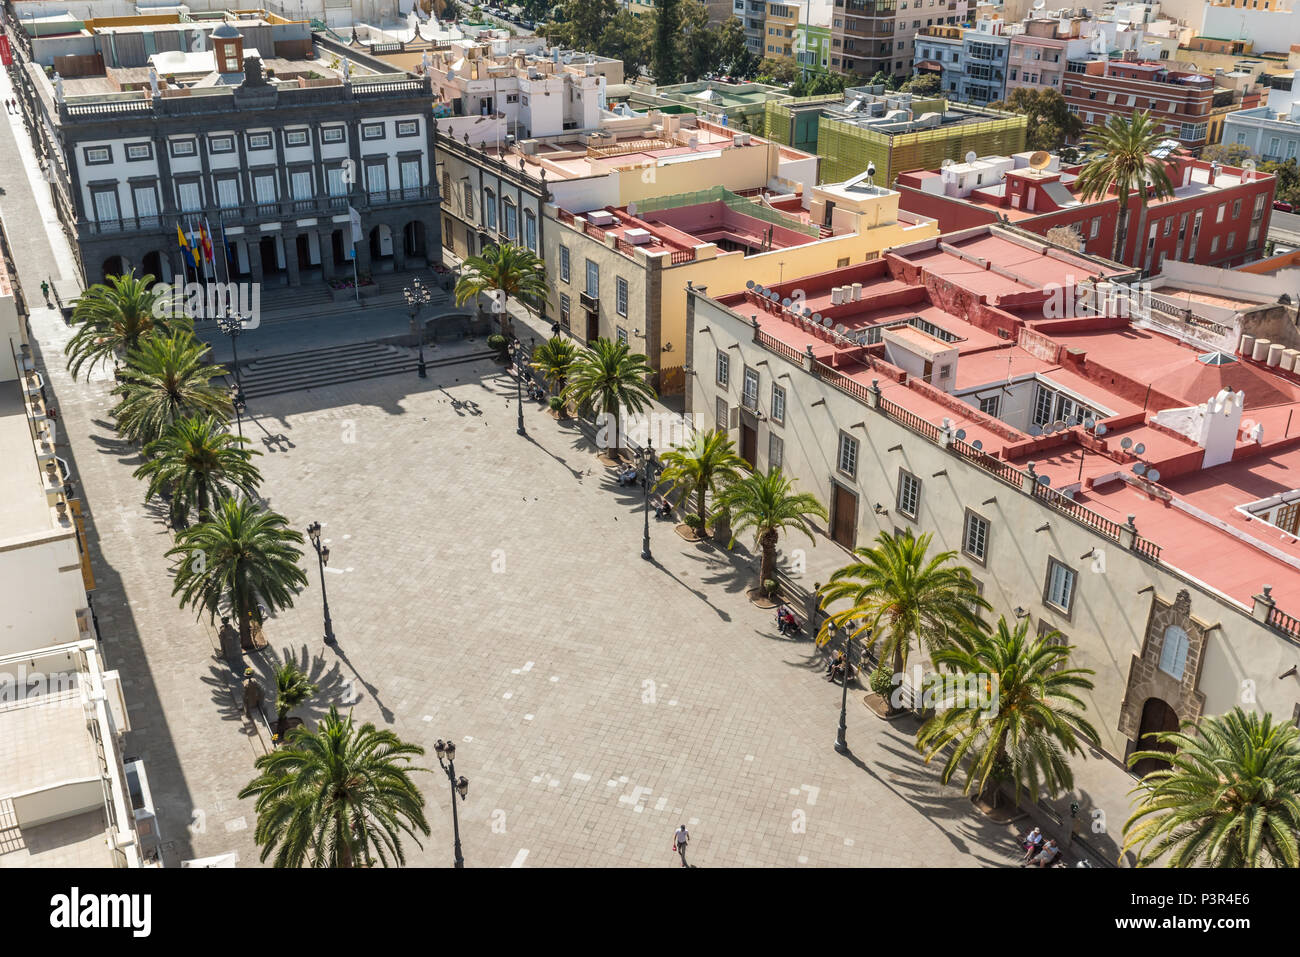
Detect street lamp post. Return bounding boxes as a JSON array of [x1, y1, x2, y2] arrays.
[[403, 277, 433, 378], [306, 521, 335, 646], [834, 628, 866, 755], [216, 311, 243, 389], [434, 739, 470, 868], [639, 444, 657, 561], [231, 386, 246, 441], [508, 338, 526, 436]]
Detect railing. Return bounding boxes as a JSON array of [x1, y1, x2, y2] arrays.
[[1032, 481, 1123, 542], [878, 394, 943, 443], [1133, 535, 1162, 564], [584, 222, 606, 240], [670, 248, 697, 264], [951, 438, 1023, 487], [756, 329, 806, 365], [254, 202, 280, 217], [814, 362, 876, 403], [1267, 605, 1300, 642]]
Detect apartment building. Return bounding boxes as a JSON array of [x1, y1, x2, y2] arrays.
[[684, 224, 1300, 773], [1004, 16, 1098, 97], [1225, 86, 1300, 162], [829, 0, 968, 79], [10, 14, 441, 287], [959, 14, 1010, 104], [528, 117, 940, 393], [896, 149, 1276, 272], [1062, 55, 1216, 149], [764, 86, 1027, 185], [913, 26, 964, 95]]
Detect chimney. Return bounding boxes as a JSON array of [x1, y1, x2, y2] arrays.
[[1207, 161, 1218, 186], [1198, 388, 1244, 469]]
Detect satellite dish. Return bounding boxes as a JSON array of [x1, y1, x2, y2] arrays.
[[1243, 159, 1256, 172], [1029, 424, 1043, 436], [782, 297, 792, 308], [1120, 437, 1133, 450], [812, 314, 822, 324], [972, 439, 983, 451], [941, 159, 954, 169], [1029, 150, 1051, 171], [834, 323, 847, 335], [1134, 462, 1147, 475], [1061, 489, 1075, 500], [1033, 0, 1046, 8], [1038, 474, 1051, 486], [965, 150, 977, 164], [822, 316, 833, 328], [803, 307, 812, 318], [753, 284, 765, 295], [1066, 415, 1080, 427], [955, 429, 967, 441], [1052, 420, 1066, 432], [1134, 443, 1146, 456], [1147, 469, 1161, 482], [1095, 423, 1107, 436], [1083, 416, 1096, 429], [746, 279, 756, 289]]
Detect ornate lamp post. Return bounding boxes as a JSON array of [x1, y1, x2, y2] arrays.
[[403, 276, 433, 378], [433, 739, 470, 868], [638, 444, 659, 561], [834, 628, 867, 755], [507, 338, 526, 436], [231, 385, 246, 441], [306, 521, 335, 646], [216, 311, 243, 388]]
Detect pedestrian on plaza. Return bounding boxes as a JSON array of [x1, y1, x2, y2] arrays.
[[1020, 826, 1044, 865], [1033, 839, 1061, 868], [41, 279, 50, 304], [673, 824, 690, 868], [4, 99, 10, 114]]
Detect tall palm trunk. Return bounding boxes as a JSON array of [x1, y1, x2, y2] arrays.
[[759, 528, 778, 591], [696, 484, 707, 527], [233, 571, 253, 650], [1113, 194, 1129, 264], [196, 479, 210, 525], [889, 638, 906, 715], [607, 396, 620, 457]]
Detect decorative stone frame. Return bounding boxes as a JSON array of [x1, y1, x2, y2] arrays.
[[1117, 588, 1211, 744]]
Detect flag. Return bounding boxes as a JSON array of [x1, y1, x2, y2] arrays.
[[0, 37, 13, 67], [200, 219, 214, 264], [177, 223, 191, 257], [348, 205, 363, 245], [188, 224, 202, 267]]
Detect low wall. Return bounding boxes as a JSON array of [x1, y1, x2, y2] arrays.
[[10, 778, 103, 828]]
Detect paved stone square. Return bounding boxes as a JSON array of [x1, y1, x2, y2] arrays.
[[90, 354, 1037, 867]]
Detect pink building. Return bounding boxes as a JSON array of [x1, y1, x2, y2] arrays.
[[1005, 17, 1095, 97]]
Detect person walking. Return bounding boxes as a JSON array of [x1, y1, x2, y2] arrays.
[[673, 824, 690, 868]]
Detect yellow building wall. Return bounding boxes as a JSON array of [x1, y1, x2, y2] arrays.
[[613, 144, 781, 206], [655, 216, 941, 386]]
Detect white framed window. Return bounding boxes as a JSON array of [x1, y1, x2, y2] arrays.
[[1158, 625, 1190, 680], [362, 123, 385, 140], [716, 349, 730, 386], [285, 129, 309, 146], [503, 200, 518, 241], [962, 509, 989, 563], [483, 189, 497, 229], [177, 181, 203, 212], [321, 126, 345, 144], [616, 276, 628, 317], [897, 468, 920, 519], [170, 138, 196, 157], [524, 210, 537, 252], [396, 120, 419, 137], [559, 293, 571, 328], [247, 132, 272, 150], [771, 383, 786, 424], [838, 432, 859, 478], [1044, 558, 1076, 614], [559, 244, 570, 282], [716, 396, 729, 432], [585, 259, 599, 298], [208, 134, 235, 154], [769, 432, 784, 471], [616, 327, 628, 345], [125, 142, 151, 161], [84, 146, 111, 164], [978, 393, 1000, 417], [742, 367, 759, 410]]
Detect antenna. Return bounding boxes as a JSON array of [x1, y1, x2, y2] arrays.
[[1029, 424, 1043, 437], [955, 429, 967, 441], [1038, 474, 1051, 486], [1029, 150, 1051, 171], [1120, 437, 1133, 450], [965, 150, 977, 164], [1147, 469, 1161, 482], [971, 439, 983, 451], [1134, 462, 1147, 475]]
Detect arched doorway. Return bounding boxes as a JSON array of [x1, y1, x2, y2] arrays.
[[369, 224, 394, 269], [141, 250, 164, 285], [403, 220, 426, 262], [1133, 698, 1179, 778], [101, 255, 126, 283]]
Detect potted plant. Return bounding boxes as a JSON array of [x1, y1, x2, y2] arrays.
[[680, 512, 705, 541], [763, 578, 778, 599], [866, 664, 902, 720], [487, 333, 508, 360], [548, 395, 567, 419]]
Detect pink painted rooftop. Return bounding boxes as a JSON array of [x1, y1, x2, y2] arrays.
[[714, 225, 1300, 617]]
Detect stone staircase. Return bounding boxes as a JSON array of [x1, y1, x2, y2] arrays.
[[251, 271, 453, 325], [234, 341, 493, 400]]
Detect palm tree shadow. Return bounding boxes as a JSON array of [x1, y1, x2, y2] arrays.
[[643, 554, 732, 622], [678, 544, 758, 598], [248, 644, 352, 732], [326, 641, 396, 725], [520, 429, 585, 481]]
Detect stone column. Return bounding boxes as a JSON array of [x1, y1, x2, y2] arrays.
[[248, 238, 265, 285], [319, 229, 336, 281], [284, 232, 301, 286]]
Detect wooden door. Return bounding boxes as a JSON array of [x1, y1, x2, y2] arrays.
[[740, 423, 757, 467], [1132, 698, 1179, 778], [832, 483, 857, 549]]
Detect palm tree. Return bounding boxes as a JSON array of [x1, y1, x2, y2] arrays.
[[112, 331, 231, 445], [530, 335, 578, 395], [272, 661, 318, 740], [915, 616, 1099, 807], [65, 270, 191, 380], [453, 241, 549, 335], [1075, 111, 1176, 264], [716, 468, 826, 595], [239, 706, 430, 867], [818, 529, 988, 713], [657, 429, 749, 529], [134, 415, 262, 526], [562, 338, 657, 456], [167, 498, 307, 660], [1123, 707, 1300, 868]]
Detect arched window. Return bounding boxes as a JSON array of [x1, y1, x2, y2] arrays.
[[1158, 625, 1190, 680], [483, 188, 497, 230]]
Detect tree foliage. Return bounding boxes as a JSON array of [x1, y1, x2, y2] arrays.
[[989, 88, 1081, 153]]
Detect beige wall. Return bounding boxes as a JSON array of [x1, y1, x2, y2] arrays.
[[0, 533, 88, 656], [687, 292, 1300, 760]]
